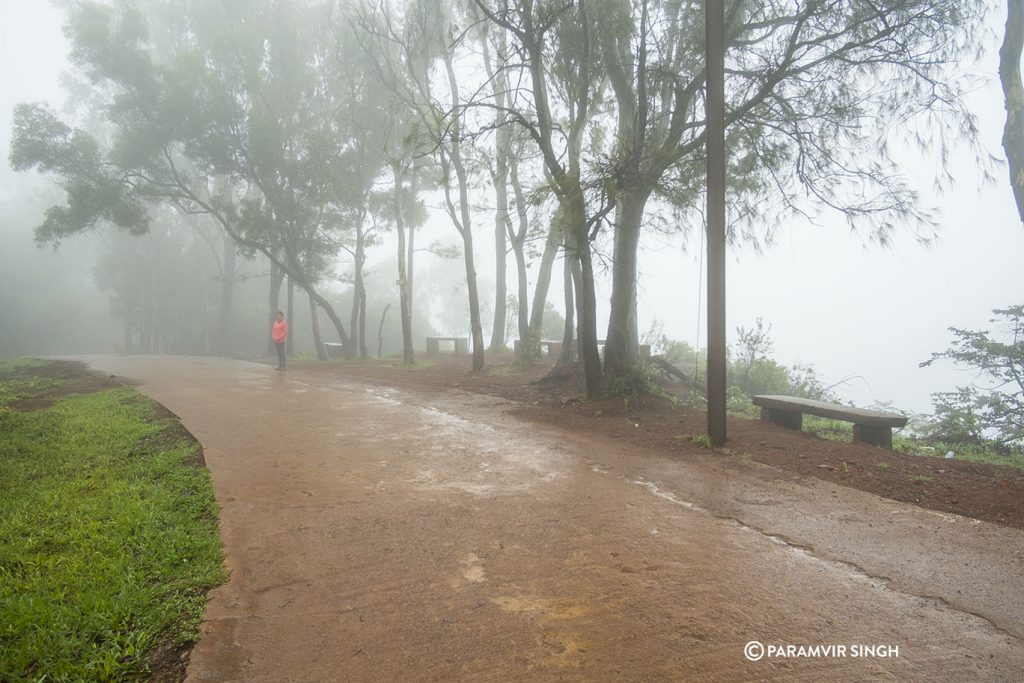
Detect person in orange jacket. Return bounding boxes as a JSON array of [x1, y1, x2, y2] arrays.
[[272, 310, 288, 370]]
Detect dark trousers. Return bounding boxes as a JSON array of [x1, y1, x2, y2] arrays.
[[275, 342, 286, 368]]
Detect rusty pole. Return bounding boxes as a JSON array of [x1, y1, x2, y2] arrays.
[[706, 0, 727, 447]]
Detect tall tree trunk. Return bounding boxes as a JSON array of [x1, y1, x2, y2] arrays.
[[359, 287, 368, 357], [464, 230, 486, 371], [566, 189, 602, 398], [485, 31, 511, 352], [603, 191, 649, 384], [597, 0, 654, 393], [443, 54, 485, 372], [377, 304, 390, 359], [393, 162, 415, 365], [526, 207, 564, 358], [218, 230, 236, 356], [557, 252, 577, 366], [509, 157, 530, 351], [350, 217, 366, 356], [309, 293, 328, 361], [143, 261, 156, 354], [268, 259, 284, 356], [1001, 0, 1024, 223], [191, 234, 211, 355], [490, 154, 509, 351], [286, 275, 295, 357], [407, 186, 416, 327]]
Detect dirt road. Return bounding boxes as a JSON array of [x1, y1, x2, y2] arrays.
[[74, 355, 1024, 681]]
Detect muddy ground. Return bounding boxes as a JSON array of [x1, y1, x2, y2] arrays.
[[298, 352, 1024, 531]]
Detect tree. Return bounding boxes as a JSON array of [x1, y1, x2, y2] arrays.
[[475, 0, 985, 399], [921, 305, 1024, 450], [358, 0, 490, 371], [594, 0, 986, 389], [1001, 0, 1024, 223], [473, 0, 614, 396], [10, 0, 363, 357], [481, 18, 514, 352], [93, 216, 210, 354], [328, 13, 392, 358]]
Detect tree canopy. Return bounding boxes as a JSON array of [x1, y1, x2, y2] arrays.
[[9, 0, 993, 399]]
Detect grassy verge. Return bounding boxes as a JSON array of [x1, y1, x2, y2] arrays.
[[892, 438, 1024, 471], [0, 359, 226, 681], [801, 416, 1024, 471]]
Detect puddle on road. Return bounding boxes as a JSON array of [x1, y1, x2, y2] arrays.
[[365, 387, 404, 407], [632, 479, 705, 513], [361, 398, 573, 497]]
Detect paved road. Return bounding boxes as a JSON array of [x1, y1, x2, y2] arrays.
[[75, 356, 1024, 682]]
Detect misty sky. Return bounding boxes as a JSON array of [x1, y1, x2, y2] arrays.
[[2, 1, 1022, 416]]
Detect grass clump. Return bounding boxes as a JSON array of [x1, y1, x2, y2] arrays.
[[0, 360, 226, 681]]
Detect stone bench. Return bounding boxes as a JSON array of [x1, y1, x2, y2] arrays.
[[323, 342, 345, 359], [426, 336, 468, 355], [751, 394, 908, 448]]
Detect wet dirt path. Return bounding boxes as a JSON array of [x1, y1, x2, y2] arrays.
[[73, 356, 1024, 682]]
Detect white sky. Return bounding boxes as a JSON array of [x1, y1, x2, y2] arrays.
[[2, 1, 1022, 414]]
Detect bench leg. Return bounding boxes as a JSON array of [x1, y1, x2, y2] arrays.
[[853, 424, 892, 448], [761, 407, 802, 431]]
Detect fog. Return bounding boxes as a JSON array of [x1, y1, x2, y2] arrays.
[[2, 0, 1022, 417]]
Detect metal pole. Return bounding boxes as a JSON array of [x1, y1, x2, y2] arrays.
[[705, 0, 727, 446]]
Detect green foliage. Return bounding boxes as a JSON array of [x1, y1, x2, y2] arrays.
[[921, 305, 1024, 451], [729, 319, 806, 397], [11, 0, 388, 358], [0, 366, 226, 680], [689, 434, 714, 449], [652, 319, 834, 409], [603, 362, 668, 402], [893, 436, 1024, 471], [725, 386, 758, 418], [655, 336, 700, 375], [804, 416, 854, 442], [539, 302, 567, 342], [9, 103, 150, 245], [723, 319, 834, 403]]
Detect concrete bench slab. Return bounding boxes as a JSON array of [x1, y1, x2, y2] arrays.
[[752, 394, 908, 448]]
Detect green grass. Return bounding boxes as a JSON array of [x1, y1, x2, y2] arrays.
[[908, 474, 934, 483], [485, 363, 520, 377], [893, 437, 1024, 471], [0, 360, 226, 681], [803, 416, 853, 442]]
